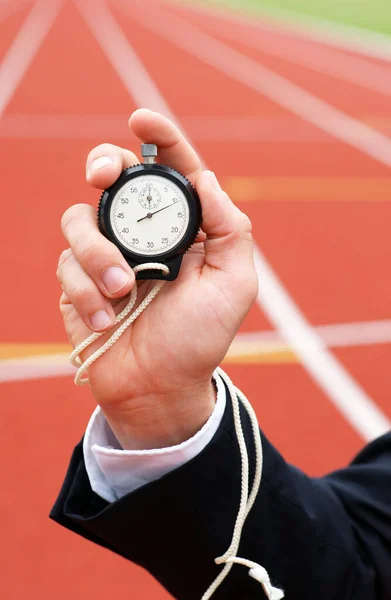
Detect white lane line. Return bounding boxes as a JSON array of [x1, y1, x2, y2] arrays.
[[74, 0, 205, 164], [166, 0, 391, 63], [120, 0, 391, 170], [0, 356, 76, 383], [236, 319, 391, 349], [74, 0, 173, 118], [74, 0, 391, 441], [0, 354, 76, 383], [187, 10, 391, 97], [4, 318, 391, 381], [0, 0, 65, 121], [0, 113, 333, 142], [0, 113, 135, 138], [0, 0, 32, 25], [74, 0, 205, 163], [253, 249, 391, 440]]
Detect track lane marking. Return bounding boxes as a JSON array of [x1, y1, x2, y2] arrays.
[[166, 0, 391, 63], [74, 0, 203, 161], [74, 0, 173, 118], [180, 8, 391, 97], [0, 0, 32, 26], [225, 177, 391, 202], [119, 0, 391, 170], [70, 0, 391, 441], [4, 114, 391, 144], [0, 113, 331, 141], [0, 0, 65, 121], [253, 248, 391, 440], [4, 318, 391, 377]]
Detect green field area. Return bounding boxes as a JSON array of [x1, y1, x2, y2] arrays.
[[193, 0, 391, 36]]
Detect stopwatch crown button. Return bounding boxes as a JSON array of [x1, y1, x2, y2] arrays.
[[141, 144, 158, 158]]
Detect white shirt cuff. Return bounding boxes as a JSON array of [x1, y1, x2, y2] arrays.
[[83, 371, 227, 503]]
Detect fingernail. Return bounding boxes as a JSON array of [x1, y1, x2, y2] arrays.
[[90, 310, 112, 331], [87, 156, 113, 177], [102, 266, 131, 294], [204, 170, 221, 191]]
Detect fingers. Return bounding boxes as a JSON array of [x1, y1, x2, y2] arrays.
[[194, 229, 207, 243], [86, 143, 139, 189], [129, 109, 202, 179], [195, 170, 255, 271], [57, 250, 115, 332], [86, 110, 202, 192], [61, 203, 135, 298]]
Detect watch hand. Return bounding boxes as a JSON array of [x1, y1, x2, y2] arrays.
[[137, 202, 175, 223]]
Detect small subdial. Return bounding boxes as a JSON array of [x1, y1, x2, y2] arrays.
[[138, 184, 161, 211]]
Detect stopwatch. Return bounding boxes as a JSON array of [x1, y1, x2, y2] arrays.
[[98, 144, 202, 281]]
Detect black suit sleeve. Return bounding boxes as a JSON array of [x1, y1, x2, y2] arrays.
[[50, 385, 391, 600]]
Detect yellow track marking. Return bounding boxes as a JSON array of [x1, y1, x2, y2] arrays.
[[224, 350, 297, 364], [223, 177, 391, 202], [0, 341, 297, 366], [0, 343, 71, 360]]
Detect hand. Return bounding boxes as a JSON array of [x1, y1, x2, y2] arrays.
[[57, 109, 258, 449]]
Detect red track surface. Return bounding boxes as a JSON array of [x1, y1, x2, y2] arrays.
[[1, 1, 391, 598]]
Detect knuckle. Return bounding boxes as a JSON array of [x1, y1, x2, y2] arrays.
[[68, 283, 91, 306], [57, 248, 72, 270], [59, 295, 67, 314], [57, 250, 73, 282], [59, 301, 65, 318], [238, 211, 253, 235], [61, 204, 88, 235], [79, 238, 101, 264]]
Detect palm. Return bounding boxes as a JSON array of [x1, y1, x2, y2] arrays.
[[62, 245, 249, 406]]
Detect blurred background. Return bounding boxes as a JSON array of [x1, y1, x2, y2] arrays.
[[1, 0, 391, 597]]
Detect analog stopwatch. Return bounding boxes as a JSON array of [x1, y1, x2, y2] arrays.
[[98, 144, 202, 281]]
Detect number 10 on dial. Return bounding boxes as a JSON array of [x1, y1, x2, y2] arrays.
[[98, 144, 202, 281]]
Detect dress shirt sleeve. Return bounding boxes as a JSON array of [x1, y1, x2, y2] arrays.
[[83, 371, 227, 503]]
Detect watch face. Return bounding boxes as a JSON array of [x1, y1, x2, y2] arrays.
[[109, 174, 190, 257]]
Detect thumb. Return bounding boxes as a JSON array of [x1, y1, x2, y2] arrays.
[[195, 170, 254, 271]]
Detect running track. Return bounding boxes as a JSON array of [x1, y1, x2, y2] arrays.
[[1, 0, 391, 598]]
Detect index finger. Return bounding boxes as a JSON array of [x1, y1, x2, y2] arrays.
[[129, 109, 203, 179]]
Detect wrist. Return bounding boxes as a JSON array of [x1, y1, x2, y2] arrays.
[[101, 379, 217, 450]]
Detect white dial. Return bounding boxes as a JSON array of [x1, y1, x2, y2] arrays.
[[110, 174, 190, 256]]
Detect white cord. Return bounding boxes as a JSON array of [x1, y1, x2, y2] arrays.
[[70, 263, 170, 385], [69, 264, 284, 599], [201, 367, 284, 600]]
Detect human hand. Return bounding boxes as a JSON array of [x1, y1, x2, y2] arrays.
[[57, 109, 258, 449]]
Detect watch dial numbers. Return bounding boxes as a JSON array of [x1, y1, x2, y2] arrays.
[[109, 174, 190, 256]]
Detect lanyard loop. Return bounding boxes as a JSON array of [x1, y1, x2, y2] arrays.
[[70, 263, 169, 385], [69, 266, 284, 599]]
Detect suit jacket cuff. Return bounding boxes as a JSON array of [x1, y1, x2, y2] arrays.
[[83, 370, 226, 502]]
